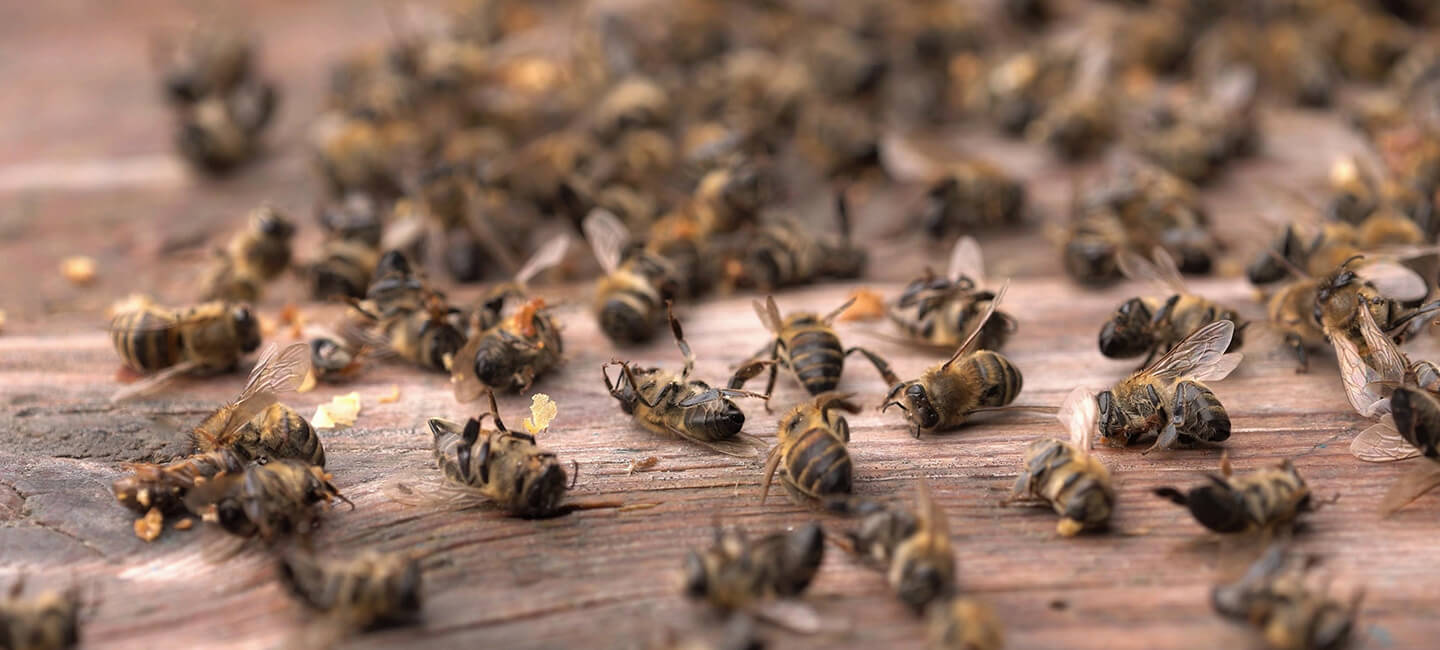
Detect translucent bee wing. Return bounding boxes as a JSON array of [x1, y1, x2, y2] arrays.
[[514, 233, 570, 287], [1058, 386, 1098, 451], [1351, 417, 1422, 463], [666, 425, 764, 458], [946, 236, 986, 286], [1357, 306, 1410, 386], [449, 334, 488, 404], [207, 342, 311, 445], [110, 359, 202, 403], [1143, 320, 1236, 384], [879, 132, 941, 183], [1380, 462, 1440, 515], [750, 600, 823, 635], [1357, 261, 1428, 302], [754, 296, 783, 333], [1117, 247, 1188, 295], [1332, 320, 1398, 419], [582, 208, 629, 275], [913, 479, 952, 553], [942, 281, 1008, 371], [387, 480, 492, 512]]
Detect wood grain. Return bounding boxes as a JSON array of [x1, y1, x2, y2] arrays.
[[2, 2, 1440, 650]]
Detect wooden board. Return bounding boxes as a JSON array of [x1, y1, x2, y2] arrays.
[[3, 2, 1440, 649]]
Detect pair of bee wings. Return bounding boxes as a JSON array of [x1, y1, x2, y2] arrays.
[[189, 343, 312, 448], [583, 208, 631, 275], [1332, 306, 1425, 462], [1058, 320, 1241, 450], [1117, 246, 1190, 296]]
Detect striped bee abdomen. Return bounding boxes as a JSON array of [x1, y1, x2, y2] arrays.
[[111, 309, 183, 372], [969, 350, 1023, 407], [785, 427, 852, 499], [680, 383, 745, 442], [786, 328, 845, 395]]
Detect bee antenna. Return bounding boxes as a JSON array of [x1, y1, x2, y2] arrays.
[[568, 460, 580, 490], [486, 390, 506, 432]]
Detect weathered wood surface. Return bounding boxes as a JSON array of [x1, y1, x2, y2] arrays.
[[4, 1, 1440, 649]]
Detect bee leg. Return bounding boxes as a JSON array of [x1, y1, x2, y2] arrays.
[[843, 347, 900, 388], [1284, 333, 1309, 373]]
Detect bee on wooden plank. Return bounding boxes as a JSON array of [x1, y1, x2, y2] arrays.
[[427, 391, 572, 518], [201, 204, 295, 302], [883, 282, 1025, 438], [1245, 220, 1359, 287], [184, 458, 348, 540], [174, 81, 277, 175], [109, 296, 262, 398], [731, 296, 898, 402], [847, 481, 956, 612], [761, 392, 862, 510], [1063, 165, 1217, 285], [1135, 67, 1259, 185], [1006, 387, 1114, 536], [604, 308, 767, 457], [309, 238, 381, 302], [683, 522, 826, 632], [0, 578, 82, 650], [1100, 247, 1245, 367], [887, 236, 1016, 352], [1212, 546, 1361, 650], [879, 134, 1026, 239], [278, 550, 422, 633], [452, 236, 569, 398], [1155, 455, 1312, 536], [926, 596, 1004, 650], [985, 47, 1075, 136], [584, 208, 682, 345], [1095, 320, 1242, 453], [738, 193, 866, 292], [1028, 45, 1116, 161]]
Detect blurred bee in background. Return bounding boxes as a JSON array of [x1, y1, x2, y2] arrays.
[[584, 208, 681, 344], [926, 596, 1004, 650], [883, 283, 1025, 437], [889, 237, 1016, 352], [1212, 546, 1361, 650], [802, 23, 887, 101], [985, 47, 1075, 136], [1324, 2, 1412, 83], [308, 322, 372, 384], [1063, 164, 1216, 285], [1194, 19, 1336, 109], [110, 296, 262, 397], [603, 309, 768, 457], [202, 204, 296, 302], [184, 458, 348, 540], [1006, 387, 1114, 536], [452, 237, 569, 399], [426, 392, 572, 518], [1136, 67, 1260, 185], [761, 392, 862, 510], [1029, 45, 1116, 161], [738, 193, 867, 292], [377, 294, 467, 373], [1245, 217, 1361, 287], [847, 481, 956, 612], [413, 163, 524, 284], [0, 578, 82, 650], [683, 522, 825, 625], [732, 296, 898, 401], [1155, 455, 1312, 535], [879, 134, 1027, 239], [1335, 305, 1440, 463], [174, 80, 277, 174], [590, 76, 672, 142], [310, 238, 382, 301], [795, 102, 880, 179], [1100, 248, 1246, 366], [310, 110, 416, 200], [1096, 320, 1241, 453], [152, 22, 254, 104], [1324, 156, 1436, 239], [154, 23, 278, 175], [278, 550, 422, 639], [318, 193, 385, 248]]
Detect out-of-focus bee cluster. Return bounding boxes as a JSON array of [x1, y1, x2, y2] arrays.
[[154, 22, 279, 174]]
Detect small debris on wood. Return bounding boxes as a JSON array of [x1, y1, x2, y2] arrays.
[[626, 456, 660, 475], [60, 256, 97, 286], [134, 507, 163, 542], [523, 393, 557, 434], [837, 288, 885, 322], [377, 384, 401, 404], [297, 370, 317, 393], [313, 392, 361, 429], [173, 518, 194, 531]]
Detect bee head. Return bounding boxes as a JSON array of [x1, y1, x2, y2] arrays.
[[601, 363, 641, 414], [682, 550, 710, 599], [230, 305, 261, 353], [255, 208, 295, 239], [520, 458, 567, 518], [599, 299, 653, 344], [902, 384, 940, 430], [1098, 298, 1154, 358], [1095, 390, 1119, 441]]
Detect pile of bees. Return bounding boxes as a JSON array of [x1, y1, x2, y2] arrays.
[[11, 0, 1440, 648]]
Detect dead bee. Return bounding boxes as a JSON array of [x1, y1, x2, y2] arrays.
[[1007, 387, 1114, 536], [732, 296, 898, 400], [1029, 46, 1116, 161], [427, 392, 570, 518], [175, 81, 277, 174], [740, 193, 866, 291], [1327, 3, 1411, 82], [112, 449, 248, 517], [310, 239, 381, 301], [1246, 220, 1360, 287], [1064, 164, 1216, 285], [452, 237, 569, 398], [1100, 248, 1246, 366], [363, 250, 429, 321], [308, 324, 370, 384], [603, 309, 767, 457], [1096, 320, 1241, 453], [879, 135, 1026, 239], [310, 110, 414, 200], [109, 295, 261, 386], [1137, 68, 1260, 184], [1337, 305, 1440, 463], [795, 102, 879, 178], [1155, 455, 1312, 535], [848, 481, 956, 612], [202, 204, 295, 302], [184, 458, 347, 540], [592, 76, 671, 141], [926, 597, 1004, 650], [761, 392, 862, 509], [0, 579, 81, 650], [1314, 256, 1435, 351], [278, 550, 422, 631], [318, 193, 384, 247], [889, 237, 1016, 352], [985, 48, 1075, 135], [689, 160, 772, 236], [1212, 546, 1361, 650], [683, 522, 825, 612], [584, 208, 681, 344], [883, 283, 1023, 437], [803, 23, 886, 99], [379, 297, 467, 373]]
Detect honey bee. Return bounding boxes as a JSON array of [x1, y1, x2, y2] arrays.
[[740, 193, 866, 291], [760, 392, 861, 509], [848, 481, 956, 612], [1313, 256, 1434, 350], [803, 24, 886, 100], [310, 239, 381, 301], [452, 237, 569, 398], [1155, 455, 1312, 535], [175, 81, 277, 174], [985, 48, 1074, 135], [879, 134, 1026, 239], [1212, 546, 1361, 650], [363, 250, 429, 321], [1007, 387, 1114, 536], [427, 391, 571, 518], [1136, 67, 1260, 185], [1064, 164, 1216, 285], [202, 204, 295, 302], [584, 208, 681, 344], [1100, 248, 1246, 366], [379, 297, 467, 373], [1246, 220, 1359, 287], [591, 76, 671, 141], [690, 160, 772, 237], [926, 597, 1004, 650], [889, 237, 1016, 352], [113, 342, 316, 516], [1028, 46, 1116, 161], [1095, 320, 1242, 453], [310, 110, 413, 200], [1328, 2, 1411, 83], [603, 309, 767, 457], [883, 282, 1024, 437], [109, 296, 262, 397], [731, 296, 898, 401], [0, 579, 81, 650], [184, 458, 348, 540], [278, 550, 422, 631], [318, 193, 384, 247], [683, 522, 825, 612], [308, 322, 372, 384]]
